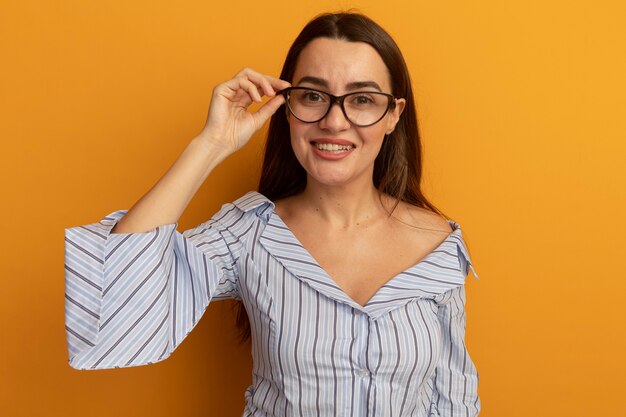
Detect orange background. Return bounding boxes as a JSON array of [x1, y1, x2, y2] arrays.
[[1, 1, 625, 416]]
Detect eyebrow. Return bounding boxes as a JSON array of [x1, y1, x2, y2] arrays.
[[296, 76, 383, 92]]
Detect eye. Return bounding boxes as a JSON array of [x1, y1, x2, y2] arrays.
[[348, 93, 376, 106], [302, 90, 327, 103]]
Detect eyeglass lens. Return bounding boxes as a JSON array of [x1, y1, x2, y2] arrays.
[[287, 89, 391, 126]]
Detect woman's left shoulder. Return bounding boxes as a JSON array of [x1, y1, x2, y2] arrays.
[[389, 198, 453, 234]]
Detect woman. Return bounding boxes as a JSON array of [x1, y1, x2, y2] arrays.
[[64, 12, 480, 416]]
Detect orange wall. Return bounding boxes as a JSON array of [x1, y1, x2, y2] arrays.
[[2, 1, 625, 416]]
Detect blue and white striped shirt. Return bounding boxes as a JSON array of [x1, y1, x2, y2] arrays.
[[64, 191, 480, 416]]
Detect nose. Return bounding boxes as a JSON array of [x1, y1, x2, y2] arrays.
[[318, 101, 351, 132]]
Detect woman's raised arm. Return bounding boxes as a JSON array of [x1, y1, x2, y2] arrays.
[[111, 68, 290, 234], [65, 69, 289, 370]]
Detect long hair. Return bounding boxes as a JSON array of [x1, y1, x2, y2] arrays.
[[236, 12, 447, 341]]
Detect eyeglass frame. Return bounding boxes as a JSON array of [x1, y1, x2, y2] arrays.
[[278, 86, 399, 127]]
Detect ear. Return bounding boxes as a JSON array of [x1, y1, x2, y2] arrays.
[[385, 98, 406, 134]]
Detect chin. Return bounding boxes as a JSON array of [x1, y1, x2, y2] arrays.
[[307, 168, 369, 188], [308, 175, 347, 187], [298, 152, 374, 189]]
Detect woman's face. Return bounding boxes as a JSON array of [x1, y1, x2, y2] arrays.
[[288, 37, 405, 189]]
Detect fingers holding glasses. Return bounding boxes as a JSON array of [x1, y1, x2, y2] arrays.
[[200, 68, 291, 153], [225, 68, 289, 103]]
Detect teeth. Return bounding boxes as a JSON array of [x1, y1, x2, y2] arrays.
[[314, 142, 354, 152]]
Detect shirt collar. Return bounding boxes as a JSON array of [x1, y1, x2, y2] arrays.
[[232, 191, 275, 222], [239, 191, 479, 318]]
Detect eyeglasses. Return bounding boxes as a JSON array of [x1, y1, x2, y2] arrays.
[[279, 87, 398, 127]]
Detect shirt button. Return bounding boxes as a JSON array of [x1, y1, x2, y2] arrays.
[[359, 368, 370, 378]]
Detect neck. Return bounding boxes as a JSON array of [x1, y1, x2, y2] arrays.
[[299, 177, 389, 229]]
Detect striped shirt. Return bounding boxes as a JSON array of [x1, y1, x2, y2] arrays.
[[64, 191, 480, 416]]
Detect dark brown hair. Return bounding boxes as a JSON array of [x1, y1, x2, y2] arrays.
[[236, 12, 446, 341]]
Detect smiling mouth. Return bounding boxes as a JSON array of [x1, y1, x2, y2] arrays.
[[311, 142, 356, 153]]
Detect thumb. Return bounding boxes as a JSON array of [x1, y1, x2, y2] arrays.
[[251, 95, 286, 128]]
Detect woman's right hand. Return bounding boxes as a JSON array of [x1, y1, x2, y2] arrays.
[[198, 68, 291, 154]]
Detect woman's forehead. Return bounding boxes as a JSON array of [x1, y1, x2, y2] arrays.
[[292, 38, 392, 92]]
